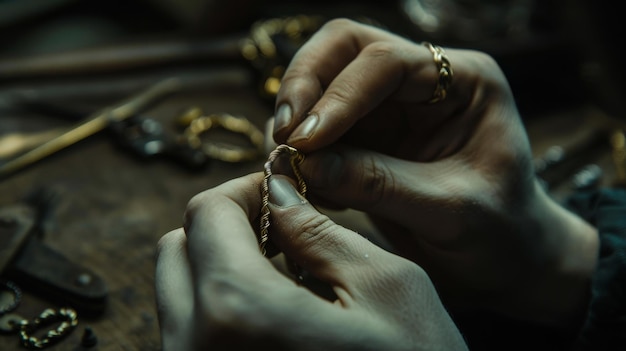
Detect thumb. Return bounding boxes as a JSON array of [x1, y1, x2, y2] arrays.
[[267, 175, 389, 289]]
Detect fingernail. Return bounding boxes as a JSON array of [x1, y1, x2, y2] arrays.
[[289, 114, 318, 142], [273, 104, 292, 133], [269, 177, 307, 208]]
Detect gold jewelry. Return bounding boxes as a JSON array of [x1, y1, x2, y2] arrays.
[[0, 280, 21, 316], [19, 308, 78, 349], [259, 144, 306, 255], [178, 107, 265, 163], [240, 15, 325, 99], [422, 42, 453, 103]]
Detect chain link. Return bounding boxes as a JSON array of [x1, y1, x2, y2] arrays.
[[0, 281, 22, 316], [19, 307, 78, 349]]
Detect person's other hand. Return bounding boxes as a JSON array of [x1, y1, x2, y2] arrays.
[[273, 19, 598, 328], [155, 173, 467, 351]]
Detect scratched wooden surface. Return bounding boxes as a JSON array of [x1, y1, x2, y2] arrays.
[[0, 82, 624, 351], [0, 85, 273, 351]]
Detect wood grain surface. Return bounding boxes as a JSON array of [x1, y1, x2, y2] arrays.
[[0, 87, 272, 351]]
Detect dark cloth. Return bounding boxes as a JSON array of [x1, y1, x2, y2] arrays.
[[565, 188, 626, 350]]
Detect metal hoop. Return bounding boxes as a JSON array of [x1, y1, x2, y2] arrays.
[[181, 110, 265, 163], [0, 281, 22, 316], [422, 42, 454, 103]]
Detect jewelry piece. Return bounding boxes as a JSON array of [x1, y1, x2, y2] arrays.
[[0, 280, 78, 349], [422, 42, 453, 103], [240, 15, 325, 98], [0, 280, 22, 316], [0, 313, 24, 333], [259, 144, 306, 255], [178, 107, 265, 163], [19, 307, 78, 349]]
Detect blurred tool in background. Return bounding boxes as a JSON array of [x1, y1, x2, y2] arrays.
[[0, 0, 622, 119]]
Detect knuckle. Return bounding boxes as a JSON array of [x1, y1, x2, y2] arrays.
[[184, 192, 207, 218], [294, 213, 343, 253], [489, 152, 534, 204], [278, 72, 319, 99], [320, 18, 359, 33], [201, 276, 271, 333], [278, 68, 321, 114], [359, 255, 432, 297], [470, 50, 499, 68], [183, 191, 220, 230], [395, 259, 429, 283], [361, 155, 395, 207], [323, 86, 355, 109], [155, 229, 184, 258], [466, 50, 509, 90], [362, 41, 397, 59], [382, 259, 431, 290]]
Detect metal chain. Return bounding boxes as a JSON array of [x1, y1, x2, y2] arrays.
[[0, 280, 22, 316], [259, 144, 306, 255], [19, 307, 78, 349]]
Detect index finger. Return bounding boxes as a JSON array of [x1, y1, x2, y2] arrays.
[[275, 18, 506, 154], [274, 18, 436, 151], [183, 173, 277, 282]]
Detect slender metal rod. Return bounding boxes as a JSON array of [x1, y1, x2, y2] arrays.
[[0, 78, 181, 178]]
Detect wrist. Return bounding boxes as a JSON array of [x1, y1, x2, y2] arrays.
[[500, 180, 599, 329]]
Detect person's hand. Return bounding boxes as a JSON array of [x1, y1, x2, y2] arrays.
[[155, 173, 467, 351], [272, 18, 598, 328]]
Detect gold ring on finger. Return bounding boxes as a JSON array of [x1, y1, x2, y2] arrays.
[[422, 42, 453, 104]]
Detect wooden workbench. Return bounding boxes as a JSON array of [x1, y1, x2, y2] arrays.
[[0, 84, 273, 350]]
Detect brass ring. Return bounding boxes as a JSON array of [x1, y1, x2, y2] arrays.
[[422, 42, 453, 103], [179, 108, 265, 163]]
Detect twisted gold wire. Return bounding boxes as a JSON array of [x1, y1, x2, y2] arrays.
[[259, 144, 306, 255], [422, 42, 453, 103]]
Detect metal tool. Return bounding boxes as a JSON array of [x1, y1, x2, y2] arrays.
[[534, 129, 610, 190], [571, 164, 603, 190], [0, 128, 65, 159], [0, 78, 182, 179], [107, 114, 209, 169], [0, 36, 243, 81], [0, 194, 107, 316]]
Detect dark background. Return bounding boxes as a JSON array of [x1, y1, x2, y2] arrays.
[[0, 1, 624, 350], [0, 0, 624, 117]]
